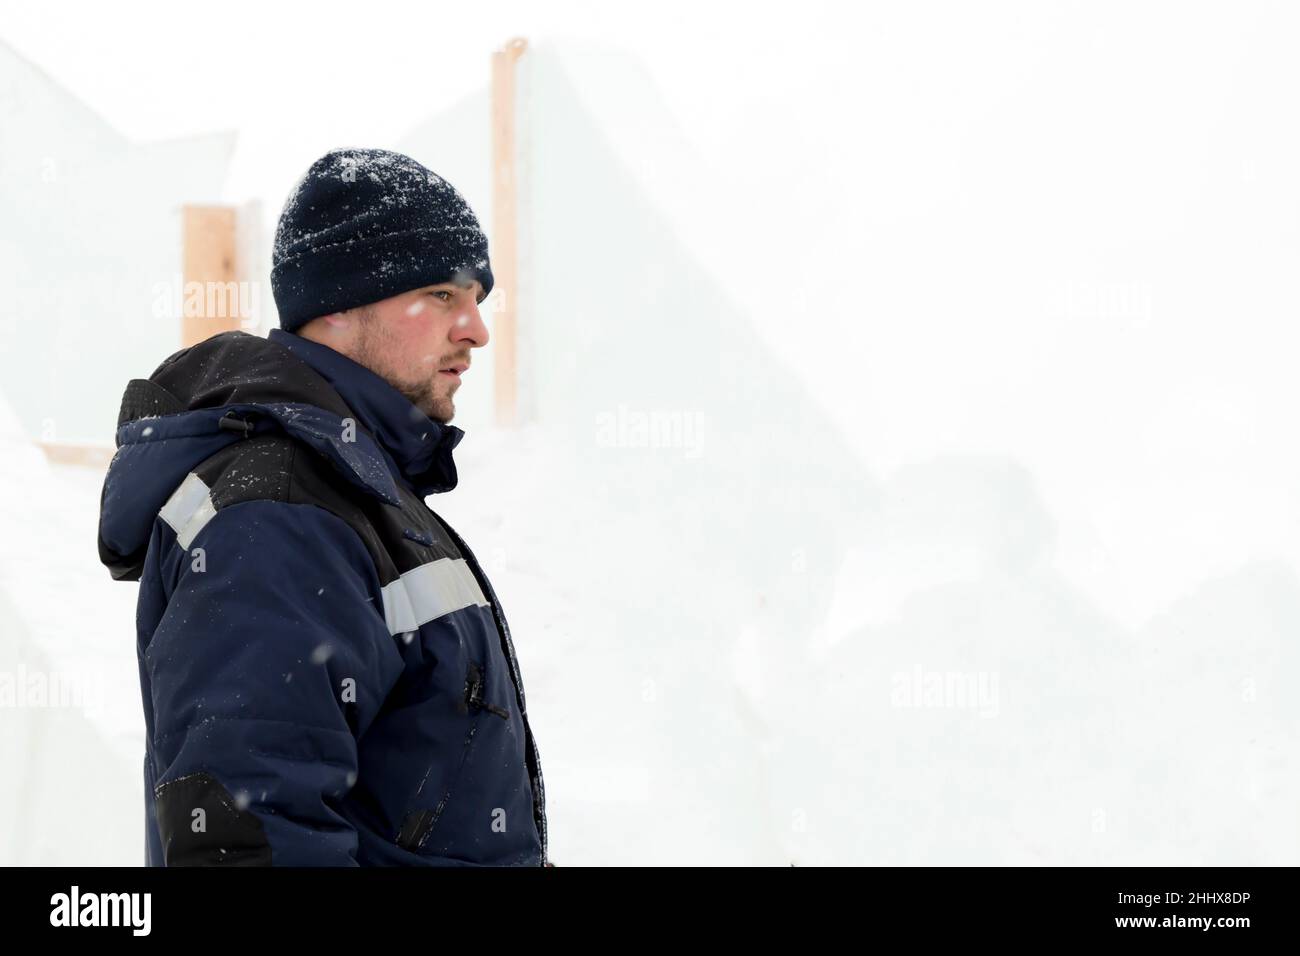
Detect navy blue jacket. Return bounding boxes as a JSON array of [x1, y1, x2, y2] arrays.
[[97, 329, 548, 866]]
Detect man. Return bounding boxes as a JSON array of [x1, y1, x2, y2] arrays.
[[97, 147, 549, 866]]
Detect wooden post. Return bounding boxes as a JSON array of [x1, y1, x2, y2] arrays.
[[491, 37, 527, 427], [37, 443, 114, 469], [181, 205, 240, 347]]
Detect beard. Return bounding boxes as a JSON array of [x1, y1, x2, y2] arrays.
[[354, 315, 456, 424], [396, 378, 454, 424]]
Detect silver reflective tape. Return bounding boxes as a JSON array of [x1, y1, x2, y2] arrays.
[[381, 557, 488, 635], [158, 472, 217, 549]]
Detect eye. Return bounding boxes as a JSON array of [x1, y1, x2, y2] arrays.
[[428, 290, 454, 302]]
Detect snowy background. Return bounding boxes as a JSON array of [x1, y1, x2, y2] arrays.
[[2, 1, 1299, 865]]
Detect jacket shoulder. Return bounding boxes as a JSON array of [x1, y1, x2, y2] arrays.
[[177, 433, 398, 585]]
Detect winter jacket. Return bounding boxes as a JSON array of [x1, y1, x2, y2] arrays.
[[96, 329, 548, 866]]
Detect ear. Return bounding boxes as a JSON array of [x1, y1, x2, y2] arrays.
[[296, 311, 355, 346], [323, 312, 369, 330]]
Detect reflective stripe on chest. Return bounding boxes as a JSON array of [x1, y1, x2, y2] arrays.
[[380, 557, 489, 635]]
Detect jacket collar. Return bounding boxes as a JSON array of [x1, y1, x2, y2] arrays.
[[268, 328, 464, 498]]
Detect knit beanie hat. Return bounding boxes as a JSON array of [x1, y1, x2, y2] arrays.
[[270, 147, 494, 332]]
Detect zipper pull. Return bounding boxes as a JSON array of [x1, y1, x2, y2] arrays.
[[464, 662, 510, 719]]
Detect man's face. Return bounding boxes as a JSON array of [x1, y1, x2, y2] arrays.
[[305, 276, 489, 424]]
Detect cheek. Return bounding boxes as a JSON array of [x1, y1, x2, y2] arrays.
[[393, 315, 444, 368]]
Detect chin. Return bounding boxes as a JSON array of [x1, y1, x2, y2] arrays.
[[426, 400, 455, 424]]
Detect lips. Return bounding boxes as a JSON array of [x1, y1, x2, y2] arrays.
[[438, 362, 469, 380]]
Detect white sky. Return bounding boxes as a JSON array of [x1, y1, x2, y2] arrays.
[[0, 0, 832, 209]]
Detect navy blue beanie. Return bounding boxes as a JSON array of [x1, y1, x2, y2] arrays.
[[271, 147, 494, 332]]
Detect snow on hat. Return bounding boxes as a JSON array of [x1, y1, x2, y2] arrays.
[[270, 147, 494, 333]]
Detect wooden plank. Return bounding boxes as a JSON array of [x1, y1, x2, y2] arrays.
[[491, 37, 528, 427], [38, 442, 114, 469], [181, 205, 239, 347]]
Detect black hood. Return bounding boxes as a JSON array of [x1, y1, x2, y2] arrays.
[[97, 331, 464, 581]]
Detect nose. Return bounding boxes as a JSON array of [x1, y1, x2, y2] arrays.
[[453, 294, 489, 349]]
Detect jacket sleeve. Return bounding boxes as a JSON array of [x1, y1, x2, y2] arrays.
[[144, 498, 403, 866]]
